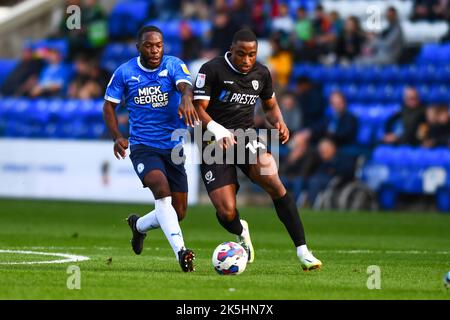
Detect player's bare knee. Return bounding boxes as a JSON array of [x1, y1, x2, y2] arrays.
[[257, 153, 278, 176], [143, 171, 171, 199], [174, 203, 187, 221], [216, 204, 236, 222], [262, 178, 286, 199]]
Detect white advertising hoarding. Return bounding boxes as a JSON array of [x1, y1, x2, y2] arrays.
[[0, 139, 199, 204]]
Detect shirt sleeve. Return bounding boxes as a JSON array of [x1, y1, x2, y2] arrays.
[[169, 57, 193, 88], [193, 63, 213, 101], [260, 67, 275, 101], [104, 66, 125, 104]]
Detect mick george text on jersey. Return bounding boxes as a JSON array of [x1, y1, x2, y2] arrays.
[[134, 86, 169, 108]]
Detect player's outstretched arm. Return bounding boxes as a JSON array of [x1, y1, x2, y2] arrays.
[[262, 97, 289, 144], [177, 82, 199, 128], [193, 99, 235, 149], [103, 100, 128, 159]]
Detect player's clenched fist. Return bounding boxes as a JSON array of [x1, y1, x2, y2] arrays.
[[274, 122, 289, 144], [114, 137, 128, 159]]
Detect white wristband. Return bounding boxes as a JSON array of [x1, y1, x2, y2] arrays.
[[206, 120, 232, 141]]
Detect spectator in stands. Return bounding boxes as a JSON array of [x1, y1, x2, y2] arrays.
[[181, 0, 210, 20], [418, 104, 450, 147], [357, 6, 404, 65], [305, 138, 356, 206], [267, 35, 293, 90], [293, 7, 313, 44], [81, 0, 108, 49], [336, 16, 365, 64], [279, 91, 302, 133], [30, 48, 73, 98], [312, 4, 331, 38], [272, 2, 295, 35], [293, 76, 326, 129], [412, 0, 450, 21], [310, 91, 358, 146], [0, 46, 45, 97], [68, 55, 110, 99], [310, 5, 336, 63], [180, 21, 202, 62], [284, 91, 356, 180], [382, 87, 426, 146], [318, 10, 342, 49], [251, 0, 272, 37], [230, 0, 252, 29], [208, 10, 239, 55], [433, 0, 450, 20], [55, 0, 107, 59], [290, 90, 358, 153]]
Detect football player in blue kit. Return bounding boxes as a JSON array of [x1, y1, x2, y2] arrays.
[[103, 26, 199, 272]]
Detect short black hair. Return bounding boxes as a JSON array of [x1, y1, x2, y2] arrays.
[[232, 28, 258, 44], [137, 25, 163, 42]]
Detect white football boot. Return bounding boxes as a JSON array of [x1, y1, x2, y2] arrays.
[[298, 250, 322, 271], [237, 219, 255, 263]]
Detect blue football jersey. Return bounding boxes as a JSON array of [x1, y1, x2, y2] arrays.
[[104, 55, 192, 149]]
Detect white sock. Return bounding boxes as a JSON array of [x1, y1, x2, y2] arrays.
[[155, 196, 185, 258], [297, 245, 310, 257], [136, 209, 160, 233]]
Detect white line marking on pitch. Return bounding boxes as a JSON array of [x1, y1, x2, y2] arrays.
[[0, 249, 90, 265], [333, 249, 450, 255], [257, 248, 450, 255]]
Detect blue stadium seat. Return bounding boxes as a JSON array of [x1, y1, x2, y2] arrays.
[[372, 145, 396, 164], [377, 65, 400, 83], [0, 59, 18, 87], [428, 85, 450, 103], [188, 20, 212, 37], [436, 186, 450, 212], [416, 43, 442, 64], [101, 43, 136, 73], [26, 39, 68, 60], [145, 19, 181, 38], [109, 1, 151, 38], [434, 64, 450, 83]]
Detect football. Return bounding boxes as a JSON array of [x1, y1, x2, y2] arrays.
[[212, 241, 248, 275]]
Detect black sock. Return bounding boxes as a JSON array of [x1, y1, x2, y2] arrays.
[[216, 210, 243, 236], [273, 193, 306, 246]]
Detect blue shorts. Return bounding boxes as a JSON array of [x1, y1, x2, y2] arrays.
[[129, 144, 188, 193]]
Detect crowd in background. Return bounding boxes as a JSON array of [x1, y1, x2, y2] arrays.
[[0, 0, 449, 206], [2, 0, 450, 99]]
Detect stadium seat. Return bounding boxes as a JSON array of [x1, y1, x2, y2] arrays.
[[0, 59, 18, 87], [109, 1, 151, 38], [436, 186, 450, 212], [145, 19, 181, 38], [26, 39, 68, 60]]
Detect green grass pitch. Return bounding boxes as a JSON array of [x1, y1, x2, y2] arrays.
[[0, 198, 449, 300]]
